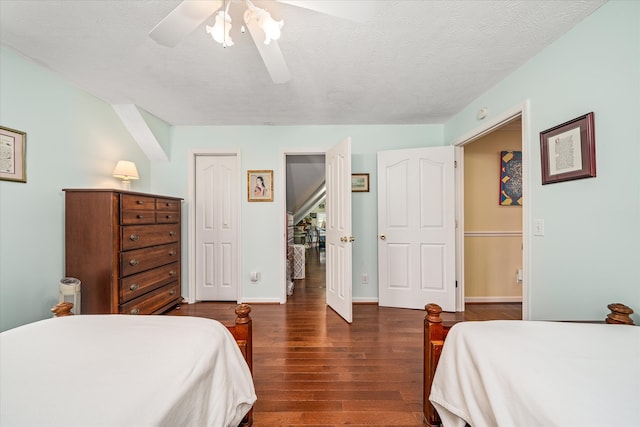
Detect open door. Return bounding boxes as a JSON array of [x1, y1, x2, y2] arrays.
[[377, 146, 456, 311], [325, 137, 353, 323]]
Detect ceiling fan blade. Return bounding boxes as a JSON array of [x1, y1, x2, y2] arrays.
[[276, 0, 381, 23], [245, 18, 291, 84], [149, 0, 223, 47]]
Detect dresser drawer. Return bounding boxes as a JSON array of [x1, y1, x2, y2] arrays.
[[119, 262, 180, 303], [120, 243, 180, 276], [156, 198, 180, 212], [119, 282, 181, 315], [156, 211, 180, 224], [121, 224, 180, 250], [121, 210, 156, 225], [121, 194, 155, 211]]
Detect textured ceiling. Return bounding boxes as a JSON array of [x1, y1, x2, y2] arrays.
[[0, 0, 605, 126]]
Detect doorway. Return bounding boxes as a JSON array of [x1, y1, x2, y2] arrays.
[[462, 118, 523, 318], [284, 153, 326, 301], [454, 101, 531, 320]]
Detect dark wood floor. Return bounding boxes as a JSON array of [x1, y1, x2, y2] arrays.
[[168, 246, 521, 426]]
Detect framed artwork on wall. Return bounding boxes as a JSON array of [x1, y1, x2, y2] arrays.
[[540, 112, 596, 185], [247, 170, 273, 202], [0, 126, 27, 183], [499, 151, 522, 206], [351, 173, 369, 192]]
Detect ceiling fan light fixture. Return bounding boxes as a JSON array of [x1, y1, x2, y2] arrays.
[[244, 1, 283, 45], [206, 10, 234, 47], [258, 11, 283, 44]]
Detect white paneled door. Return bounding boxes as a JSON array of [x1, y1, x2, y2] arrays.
[[195, 155, 239, 301], [325, 137, 353, 323], [377, 146, 456, 311]]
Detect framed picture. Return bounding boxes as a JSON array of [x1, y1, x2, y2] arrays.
[[539, 112, 596, 185], [499, 151, 522, 206], [247, 170, 273, 202], [0, 126, 27, 183], [351, 173, 370, 192]]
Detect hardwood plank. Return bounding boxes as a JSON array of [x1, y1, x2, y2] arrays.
[[167, 246, 521, 426]]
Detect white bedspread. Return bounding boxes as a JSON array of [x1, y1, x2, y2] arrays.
[[0, 315, 256, 427], [429, 321, 640, 427]]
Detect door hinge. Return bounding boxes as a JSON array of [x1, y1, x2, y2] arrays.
[[454, 160, 457, 168], [455, 280, 458, 288]]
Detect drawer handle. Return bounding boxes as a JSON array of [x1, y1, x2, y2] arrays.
[[136, 214, 144, 219], [169, 250, 176, 257], [136, 200, 144, 205], [165, 202, 172, 207], [165, 215, 173, 219], [129, 283, 139, 291], [169, 231, 176, 237], [130, 308, 140, 315], [129, 259, 139, 266], [130, 234, 139, 241], [169, 289, 176, 295], [169, 270, 176, 276]]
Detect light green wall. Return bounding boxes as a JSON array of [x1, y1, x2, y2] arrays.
[[0, 48, 151, 331], [151, 125, 444, 303], [444, 0, 640, 322], [138, 107, 171, 156]]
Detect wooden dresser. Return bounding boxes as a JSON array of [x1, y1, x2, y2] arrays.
[[63, 189, 183, 315]]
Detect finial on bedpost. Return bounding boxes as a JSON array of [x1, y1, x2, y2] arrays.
[[51, 302, 74, 317], [235, 303, 252, 324], [606, 303, 634, 325], [425, 303, 443, 323]]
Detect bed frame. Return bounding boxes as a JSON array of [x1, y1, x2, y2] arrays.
[[422, 302, 635, 427], [226, 303, 254, 427], [52, 302, 254, 427]]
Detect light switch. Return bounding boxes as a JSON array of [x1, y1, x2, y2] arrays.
[[534, 219, 545, 236]]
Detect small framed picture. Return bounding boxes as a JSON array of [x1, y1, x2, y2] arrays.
[[248, 170, 273, 202], [540, 112, 596, 185], [0, 126, 27, 183], [351, 173, 370, 192]]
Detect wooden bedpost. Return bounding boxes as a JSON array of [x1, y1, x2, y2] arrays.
[[424, 303, 447, 427], [232, 304, 253, 427], [51, 302, 74, 317], [605, 303, 635, 325]]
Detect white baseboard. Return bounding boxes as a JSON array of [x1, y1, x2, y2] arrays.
[[240, 297, 282, 304], [465, 296, 522, 303], [353, 297, 379, 303]]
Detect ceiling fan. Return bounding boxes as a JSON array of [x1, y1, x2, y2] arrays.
[[148, 0, 380, 84]]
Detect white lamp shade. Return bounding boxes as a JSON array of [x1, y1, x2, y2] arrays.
[[112, 160, 139, 180]]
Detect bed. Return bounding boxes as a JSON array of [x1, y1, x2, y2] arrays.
[[0, 303, 256, 427], [423, 303, 638, 427]]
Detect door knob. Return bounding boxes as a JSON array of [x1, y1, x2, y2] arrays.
[[379, 234, 386, 240]]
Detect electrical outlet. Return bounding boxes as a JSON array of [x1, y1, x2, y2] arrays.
[[362, 273, 368, 284]]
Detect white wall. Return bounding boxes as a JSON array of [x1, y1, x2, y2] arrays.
[[0, 48, 150, 331], [444, 0, 640, 322]]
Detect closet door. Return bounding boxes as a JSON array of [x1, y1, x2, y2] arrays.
[[195, 155, 239, 300]]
